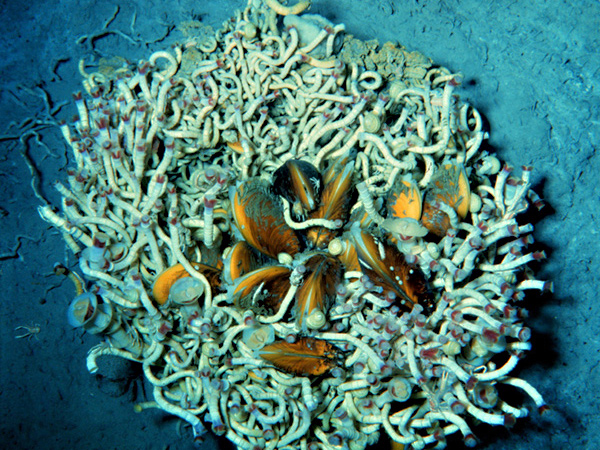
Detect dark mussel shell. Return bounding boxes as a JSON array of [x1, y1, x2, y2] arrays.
[[272, 159, 323, 216]]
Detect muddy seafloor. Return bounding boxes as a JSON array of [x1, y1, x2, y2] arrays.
[[0, 0, 598, 449]]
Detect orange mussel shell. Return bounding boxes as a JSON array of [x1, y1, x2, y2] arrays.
[[387, 180, 422, 220], [336, 238, 361, 273], [306, 162, 354, 249], [352, 230, 430, 310], [258, 337, 339, 376], [295, 252, 343, 331], [227, 135, 254, 155], [231, 180, 301, 259], [152, 262, 221, 305], [422, 164, 471, 236], [224, 241, 258, 283], [231, 265, 291, 314], [421, 201, 451, 237]]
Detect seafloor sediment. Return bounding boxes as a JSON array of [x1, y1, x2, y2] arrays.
[[1, 1, 598, 449]]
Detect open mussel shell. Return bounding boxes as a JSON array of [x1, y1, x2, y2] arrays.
[[231, 180, 301, 259], [272, 159, 322, 215], [352, 229, 431, 311]]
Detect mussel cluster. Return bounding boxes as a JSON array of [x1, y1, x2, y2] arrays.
[[198, 154, 468, 376]]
